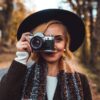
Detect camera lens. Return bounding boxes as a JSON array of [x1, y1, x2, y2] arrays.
[[30, 36, 43, 50]]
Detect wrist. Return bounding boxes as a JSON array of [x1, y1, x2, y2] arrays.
[[14, 51, 30, 65]]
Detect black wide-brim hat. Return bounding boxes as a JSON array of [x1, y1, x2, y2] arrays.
[[17, 9, 85, 52]]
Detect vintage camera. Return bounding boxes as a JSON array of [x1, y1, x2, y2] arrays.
[[30, 32, 55, 52]]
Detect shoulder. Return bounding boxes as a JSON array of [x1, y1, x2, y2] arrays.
[[76, 72, 92, 94], [76, 72, 89, 84], [76, 72, 92, 99], [75, 72, 90, 87]]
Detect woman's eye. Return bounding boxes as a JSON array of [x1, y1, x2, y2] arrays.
[[55, 36, 64, 42]]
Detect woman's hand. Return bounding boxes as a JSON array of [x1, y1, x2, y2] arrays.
[[16, 32, 32, 53]]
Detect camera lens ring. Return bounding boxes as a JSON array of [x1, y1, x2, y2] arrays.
[[30, 36, 43, 50]]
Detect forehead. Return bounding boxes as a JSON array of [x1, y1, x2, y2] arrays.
[[44, 23, 66, 35]]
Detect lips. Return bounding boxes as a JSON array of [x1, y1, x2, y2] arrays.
[[44, 52, 58, 57], [45, 52, 55, 55]]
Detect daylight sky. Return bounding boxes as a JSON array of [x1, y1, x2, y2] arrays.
[[24, 0, 71, 12]]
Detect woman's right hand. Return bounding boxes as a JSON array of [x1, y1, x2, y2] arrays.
[[16, 32, 32, 53]]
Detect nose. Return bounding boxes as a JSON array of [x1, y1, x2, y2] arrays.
[[54, 41, 57, 50]]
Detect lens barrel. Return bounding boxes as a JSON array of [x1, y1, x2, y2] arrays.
[[30, 36, 43, 50]]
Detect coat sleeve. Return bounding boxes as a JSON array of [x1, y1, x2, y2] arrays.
[[80, 73, 92, 100], [0, 60, 27, 100]]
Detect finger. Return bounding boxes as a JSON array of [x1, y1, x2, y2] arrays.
[[16, 41, 28, 51], [16, 39, 32, 52], [20, 32, 30, 41], [22, 45, 32, 53], [21, 45, 28, 50], [21, 41, 32, 52], [16, 42, 25, 51]]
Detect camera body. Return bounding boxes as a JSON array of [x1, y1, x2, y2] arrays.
[[30, 32, 55, 52]]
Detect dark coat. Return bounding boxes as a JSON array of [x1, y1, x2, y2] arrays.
[[0, 60, 92, 100]]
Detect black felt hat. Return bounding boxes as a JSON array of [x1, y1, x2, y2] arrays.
[[17, 9, 85, 52]]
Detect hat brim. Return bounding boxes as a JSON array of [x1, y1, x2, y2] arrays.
[[17, 9, 85, 52]]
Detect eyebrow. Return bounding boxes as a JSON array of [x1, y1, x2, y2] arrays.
[[54, 35, 64, 38], [44, 34, 65, 38]]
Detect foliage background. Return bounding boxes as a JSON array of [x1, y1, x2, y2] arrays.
[[0, 0, 100, 99]]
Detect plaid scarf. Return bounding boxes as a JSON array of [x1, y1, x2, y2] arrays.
[[21, 60, 84, 100]]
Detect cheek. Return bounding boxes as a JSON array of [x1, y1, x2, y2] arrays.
[[55, 42, 66, 51]]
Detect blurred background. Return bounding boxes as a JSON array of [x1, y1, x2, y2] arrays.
[[0, 0, 100, 99]]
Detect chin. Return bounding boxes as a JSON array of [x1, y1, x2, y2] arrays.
[[41, 53, 62, 63], [46, 60, 57, 64], [45, 58, 60, 63]]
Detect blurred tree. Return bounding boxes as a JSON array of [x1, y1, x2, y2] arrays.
[[62, 0, 99, 66], [90, 0, 100, 66], [0, 0, 35, 47], [0, 0, 13, 40], [6, 0, 26, 45], [0, 0, 5, 30], [0, 12, 5, 33], [0, 0, 13, 45]]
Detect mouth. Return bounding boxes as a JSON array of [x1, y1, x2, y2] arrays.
[[46, 50, 57, 53], [44, 49, 58, 53], [44, 51, 58, 56]]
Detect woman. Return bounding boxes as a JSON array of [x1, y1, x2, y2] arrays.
[[0, 9, 92, 100]]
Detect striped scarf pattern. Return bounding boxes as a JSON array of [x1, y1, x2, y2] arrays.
[[21, 62, 84, 100]]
